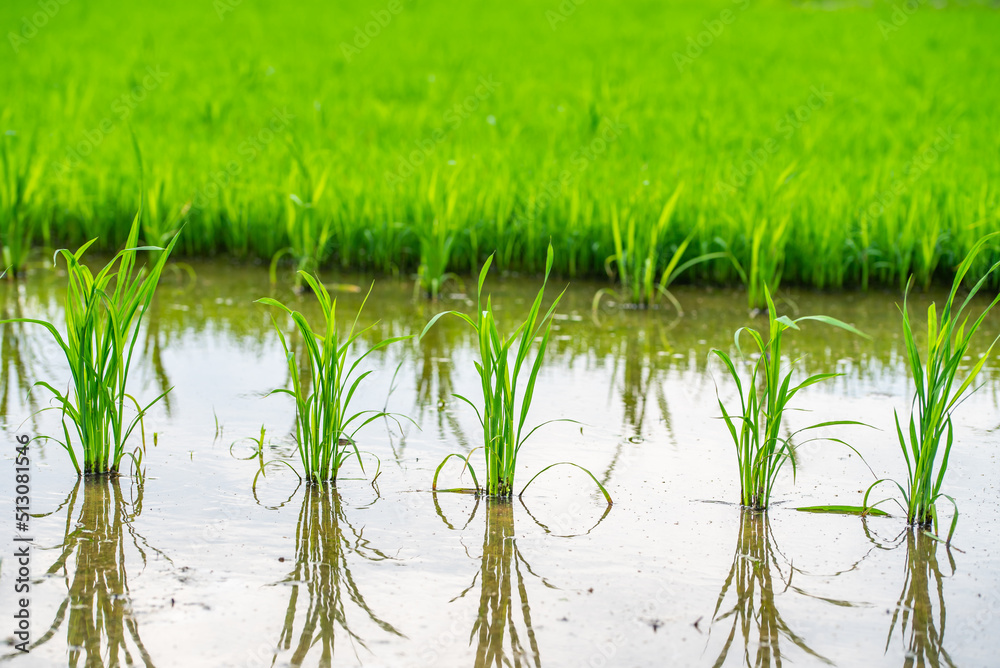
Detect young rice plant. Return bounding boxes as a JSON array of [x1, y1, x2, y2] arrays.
[[420, 244, 612, 504], [0, 210, 180, 475], [712, 285, 870, 510], [864, 233, 1000, 542], [257, 273, 409, 485]]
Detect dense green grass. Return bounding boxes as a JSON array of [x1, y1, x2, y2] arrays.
[[2, 0, 999, 294]]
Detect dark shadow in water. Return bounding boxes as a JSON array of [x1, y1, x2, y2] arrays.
[[885, 530, 956, 668], [445, 497, 558, 668], [707, 509, 846, 667], [271, 484, 404, 667], [11, 477, 164, 666]]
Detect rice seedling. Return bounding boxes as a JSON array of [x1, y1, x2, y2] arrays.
[[420, 245, 612, 503], [0, 210, 179, 476], [863, 233, 1000, 542], [257, 273, 410, 484], [711, 285, 870, 510]]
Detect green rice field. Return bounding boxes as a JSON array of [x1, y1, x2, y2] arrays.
[[3, 2, 1000, 666], [2, 0, 1000, 290]]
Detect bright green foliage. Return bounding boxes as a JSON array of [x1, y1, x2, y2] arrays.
[[257, 274, 409, 484], [421, 245, 610, 502], [3, 1, 999, 292], [865, 233, 1000, 541], [602, 183, 730, 309], [415, 170, 460, 300], [712, 286, 869, 510], [0, 130, 44, 278], [0, 211, 179, 475]]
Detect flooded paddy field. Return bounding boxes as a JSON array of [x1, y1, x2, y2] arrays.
[[2, 262, 999, 667]]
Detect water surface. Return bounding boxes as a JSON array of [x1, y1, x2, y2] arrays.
[[2, 263, 999, 667]]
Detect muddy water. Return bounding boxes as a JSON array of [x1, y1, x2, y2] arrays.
[[1, 263, 999, 667]]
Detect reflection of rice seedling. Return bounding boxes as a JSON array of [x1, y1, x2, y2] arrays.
[[712, 285, 869, 510], [421, 246, 611, 503], [257, 273, 410, 484], [886, 529, 956, 667], [10, 477, 164, 665], [463, 499, 545, 668], [865, 233, 1000, 541], [1, 287, 43, 429], [707, 509, 844, 667], [0, 211, 179, 475], [272, 485, 403, 666]]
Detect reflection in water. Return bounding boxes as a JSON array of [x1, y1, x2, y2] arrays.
[[412, 322, 469, 451], [707, 510, 838, 667], [0, 284, 41, 430], [886, 530, 956, 668], [142, 306, 173, 418], [272, 485, 403, 666], [608, 325, 676, 442], [448, 498, 553, 668], [30, 477, 160, 667]]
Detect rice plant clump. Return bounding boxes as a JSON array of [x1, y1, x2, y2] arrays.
[[421, 245, 611, 503], [865, 233, 1000, 541], [257, 273, 409, 485], [711, 286, 869, 510], [0, 210, 180, 475]]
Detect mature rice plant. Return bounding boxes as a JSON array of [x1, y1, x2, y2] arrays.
[[864, 233, 1000, 541], [711, 286, 869, 510], [0, 130, 43, 278], [257, 274, 409, 484], [271, 161, 333, 293], [6, 0, 1000, 294], [421, 245, 611, 502], [599, 184, 728, 310], [0, 210, 179, 475]]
